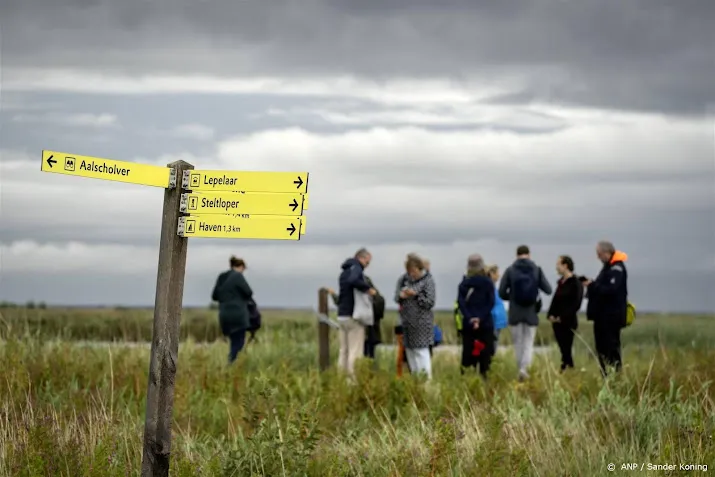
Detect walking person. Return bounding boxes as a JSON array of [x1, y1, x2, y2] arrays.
[[547, 255, 584, 372], [336, 248, 377, 377], [499, 245, 553, 381], [486, 265, 508, 352], [457, 255, 496, 379], [398, 255, 437, 379], [583, 241, 629, 376], [211, 256, 254, 364]]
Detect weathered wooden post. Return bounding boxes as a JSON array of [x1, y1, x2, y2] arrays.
[[140, 160, 194, 477], [318, 287, 330, 371]]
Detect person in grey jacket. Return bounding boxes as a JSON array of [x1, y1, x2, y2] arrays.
[[398, 255, 437, 379], [499, 245, 553, 381]]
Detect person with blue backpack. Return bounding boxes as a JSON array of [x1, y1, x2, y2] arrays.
[[486, 265, 508, 351], [499, 245, 553, 382]]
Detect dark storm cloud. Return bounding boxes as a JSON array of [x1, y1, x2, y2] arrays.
[[2, 0, 713, 115]]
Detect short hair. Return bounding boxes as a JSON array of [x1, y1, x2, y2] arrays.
[[597, 241, 615, 255], [355, 248, 371, 259], [405, 255, 424, 271], [516, 245, 530, 256], [559, 255, 575, 272], [229, 256, 245, 268], [466, 254, 485, 276]]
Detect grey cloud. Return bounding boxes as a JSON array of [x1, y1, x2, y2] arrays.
[[2, 0, 714, 115]]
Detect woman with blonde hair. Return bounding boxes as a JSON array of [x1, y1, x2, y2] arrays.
[[486, 264, 508, 352], [397, 255, 437, 379]]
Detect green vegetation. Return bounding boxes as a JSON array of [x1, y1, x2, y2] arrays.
[[2, 306, 714, 349], [0, 308, 713, 476]]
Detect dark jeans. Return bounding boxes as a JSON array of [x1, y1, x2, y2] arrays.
[[461, 327, 495, 378], [593, 319, 622, 376], [228, 329, 246, 364], [364, 340, 377, 359], [552, 323, 575, 370]]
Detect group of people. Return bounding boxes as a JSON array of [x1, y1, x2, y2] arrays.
[[209, 240, 630, 382], [333, 241, 630, 381]]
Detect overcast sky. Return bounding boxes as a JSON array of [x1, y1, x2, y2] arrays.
[[1, 0, 714, 312]]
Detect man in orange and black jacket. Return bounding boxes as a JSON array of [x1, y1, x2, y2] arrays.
[[584, 240, 629, 377]]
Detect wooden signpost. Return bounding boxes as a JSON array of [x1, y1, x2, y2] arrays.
[[40, 150, 310, 476]]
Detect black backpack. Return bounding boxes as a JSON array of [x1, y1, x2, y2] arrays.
[[512, 265, 540, 307], [247, 299, 261, 332]]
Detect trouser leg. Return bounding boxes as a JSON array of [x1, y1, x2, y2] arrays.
[[520, 325, 537, 373], [228, 329, 246, 364], [477, 328, 496, 379]]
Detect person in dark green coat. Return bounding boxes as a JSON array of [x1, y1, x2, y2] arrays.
[[211, 256, 253, 364]]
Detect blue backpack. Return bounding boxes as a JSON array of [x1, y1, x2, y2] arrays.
[[512, 265, 539, 307], [433, 325, 443, 346]]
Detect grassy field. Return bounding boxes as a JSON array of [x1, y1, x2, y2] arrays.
[[0, 307, 714, 476]]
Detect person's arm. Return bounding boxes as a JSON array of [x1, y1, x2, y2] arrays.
[[330, 292, 339, 306], [498, 267, 511, 300], [486, 281, 495, 314], [564, 278, 583, 316], [365, 276, 380, 296], [538, 267, 553, 295], [456, 283, 473, 330], [588, 264, 625, 296], [346, 265, 371, 292], [211, 278, 221, 302], [234, 273, 253, 299], [416, 277, 436, 310], [394, 275, 405, 304], [547, 282, 558, 317], [211, 273, 226, 302]]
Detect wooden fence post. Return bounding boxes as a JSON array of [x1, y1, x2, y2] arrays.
[[318, 288, 330, 372], [140, 160, 194, 477]]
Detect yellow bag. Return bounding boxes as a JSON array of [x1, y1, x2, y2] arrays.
[[625, 301, 636, 327], [453, 300, 463, 335]]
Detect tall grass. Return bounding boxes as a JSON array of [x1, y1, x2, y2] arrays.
[[0, 309, 713, 475]]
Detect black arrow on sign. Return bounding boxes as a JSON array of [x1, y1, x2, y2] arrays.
[[289, 198, 299, 212], [293, 176, 304, 189], [46, 155, 57, 168], [286, 223, 296, 236]]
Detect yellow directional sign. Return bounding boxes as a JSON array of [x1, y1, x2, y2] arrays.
[[41, 150, 174, 188], [215, 191, 310, 210], [184, 170, 309, 193], [221, 214, 307, 234], [181, 191, 305, 215], [178, 214, 302, 240]]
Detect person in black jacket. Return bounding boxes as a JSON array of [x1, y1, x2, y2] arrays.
[[547, 255, 583, 372], [336, 248, 376, 377], [211, 256, 254, 364], [327, 274, 385, 360], [456, 254, 496, 379], [583, 241, 629, 376]]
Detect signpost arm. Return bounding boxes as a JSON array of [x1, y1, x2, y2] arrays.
[[318, 288, 330, 372], [141, 160, 194, 477]]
